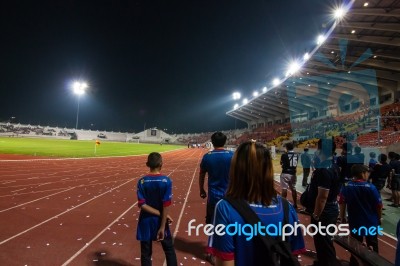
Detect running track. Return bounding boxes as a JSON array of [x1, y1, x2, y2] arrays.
[[0, 149, 397, 265]]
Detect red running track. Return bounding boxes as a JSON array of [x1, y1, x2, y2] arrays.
[[0, 149, 397, 265]]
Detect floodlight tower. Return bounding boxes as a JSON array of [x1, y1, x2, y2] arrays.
[[72, 81, 87, 130]]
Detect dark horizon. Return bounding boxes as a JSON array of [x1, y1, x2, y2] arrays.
[[0, 0, 329, 134]]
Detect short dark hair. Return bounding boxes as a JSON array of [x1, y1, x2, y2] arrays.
[[388, 151, 396, 160], [285, 142, 294, 151], [351, 164, 369, 178], [211, 132, 227, 147], [146, 152, 162, 169], [304, 148, 309, 152], [354, 146, 362, 154], [378, 153, 387, 163]]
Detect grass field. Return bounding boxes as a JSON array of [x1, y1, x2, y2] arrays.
[[0, 137, 185, 158]]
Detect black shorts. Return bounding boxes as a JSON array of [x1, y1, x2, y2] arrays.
[[391, 177, 400, 191], [205, 203, 216, 224]]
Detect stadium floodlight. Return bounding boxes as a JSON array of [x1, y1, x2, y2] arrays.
[[234, 103, 239, 110], [303, 52, 310, 61], [333, 6, 346, 19], [232, 92, 241, 100], [262, 87, 267, 93], [72, 81, 88, 129], [253, 91, 259, 97], [363, 2, 369, 7], [272, 78, 280, 86], [286, 61, 301, 76], [242, 98, 248, 105], [317, 34, 326, 45]]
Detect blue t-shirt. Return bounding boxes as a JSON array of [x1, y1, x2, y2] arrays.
[[200, 149, 234, 205], [339, 180, 382, 230], [136, 174, 172, 241], [208, 197, 305, 265]]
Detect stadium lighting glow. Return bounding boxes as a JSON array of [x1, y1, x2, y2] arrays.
[[232, 92, 241, 100], [317, 34, 326, 45], [243, 98, 248, 105], [351, 30, 356, 34], [73, 81, 87, 95], [72, 81, 88, 129], [333, 7, 346, 19], [364, 2, 369, 7], [286, 61, 301, 76], [262, 87, 267, 93], [272, 78, 280, 86], [253, 91, 259, 97], [234, 103, 239, 110], [303, 53, 310, 61]]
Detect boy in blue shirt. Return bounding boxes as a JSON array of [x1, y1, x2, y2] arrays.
[[136, 152, 177, 266]]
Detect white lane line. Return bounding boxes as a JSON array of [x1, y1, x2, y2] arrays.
[[378, 237, 397, 249], [0, 178, 133, 198], [10, 188, 27, 193], [171, 167, 198, 239], [64, 149, 196, 265], [0, 147, 185, 163], [0, 187, 76, 213], [0, 178, 135, 245], [164, 151, 202, 266], [61, 202, 138, 266], [381, 231, 398, 242]]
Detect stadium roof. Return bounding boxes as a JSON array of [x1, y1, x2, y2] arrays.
[[227, 0, 400, 125]]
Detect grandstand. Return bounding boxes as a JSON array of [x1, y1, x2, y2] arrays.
[[226, 0, 400, 150]]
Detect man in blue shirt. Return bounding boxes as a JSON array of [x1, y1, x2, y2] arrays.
[[199, 132, 233, 224], [339, 164, 382, 265], [199, 132, 233, 264], [136, 152, 177, 266]]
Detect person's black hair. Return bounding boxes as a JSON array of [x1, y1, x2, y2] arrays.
[[211, 132, 227, 147], [146, 152, 162, 169], [285, 142, 294, 151], [351, 164, 369, 178], [354, 146, 362, 154], [369, 152, 376, 158], [304, 148, 309, 152], [378, 153, 387, 163], [388, 151, 396, 160]]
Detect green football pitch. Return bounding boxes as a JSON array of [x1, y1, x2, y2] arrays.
[[0, 137, 184, 158]]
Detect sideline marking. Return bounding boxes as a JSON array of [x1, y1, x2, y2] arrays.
[[0, 178, 135, 245], [62, 202, 138, 266], [0, 187, 76, 213]]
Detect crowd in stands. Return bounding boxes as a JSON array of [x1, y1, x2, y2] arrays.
[[231, 101, 400, 149], [0, 123, 71, 137]]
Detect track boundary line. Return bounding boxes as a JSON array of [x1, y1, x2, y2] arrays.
[[0, 148, 186, 163], [0, 178, 135, 245], [61, 202, 138, 266], [0, 186, 76, 212]]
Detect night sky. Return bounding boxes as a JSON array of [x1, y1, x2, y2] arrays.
[[0, 0, 329, 134]]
